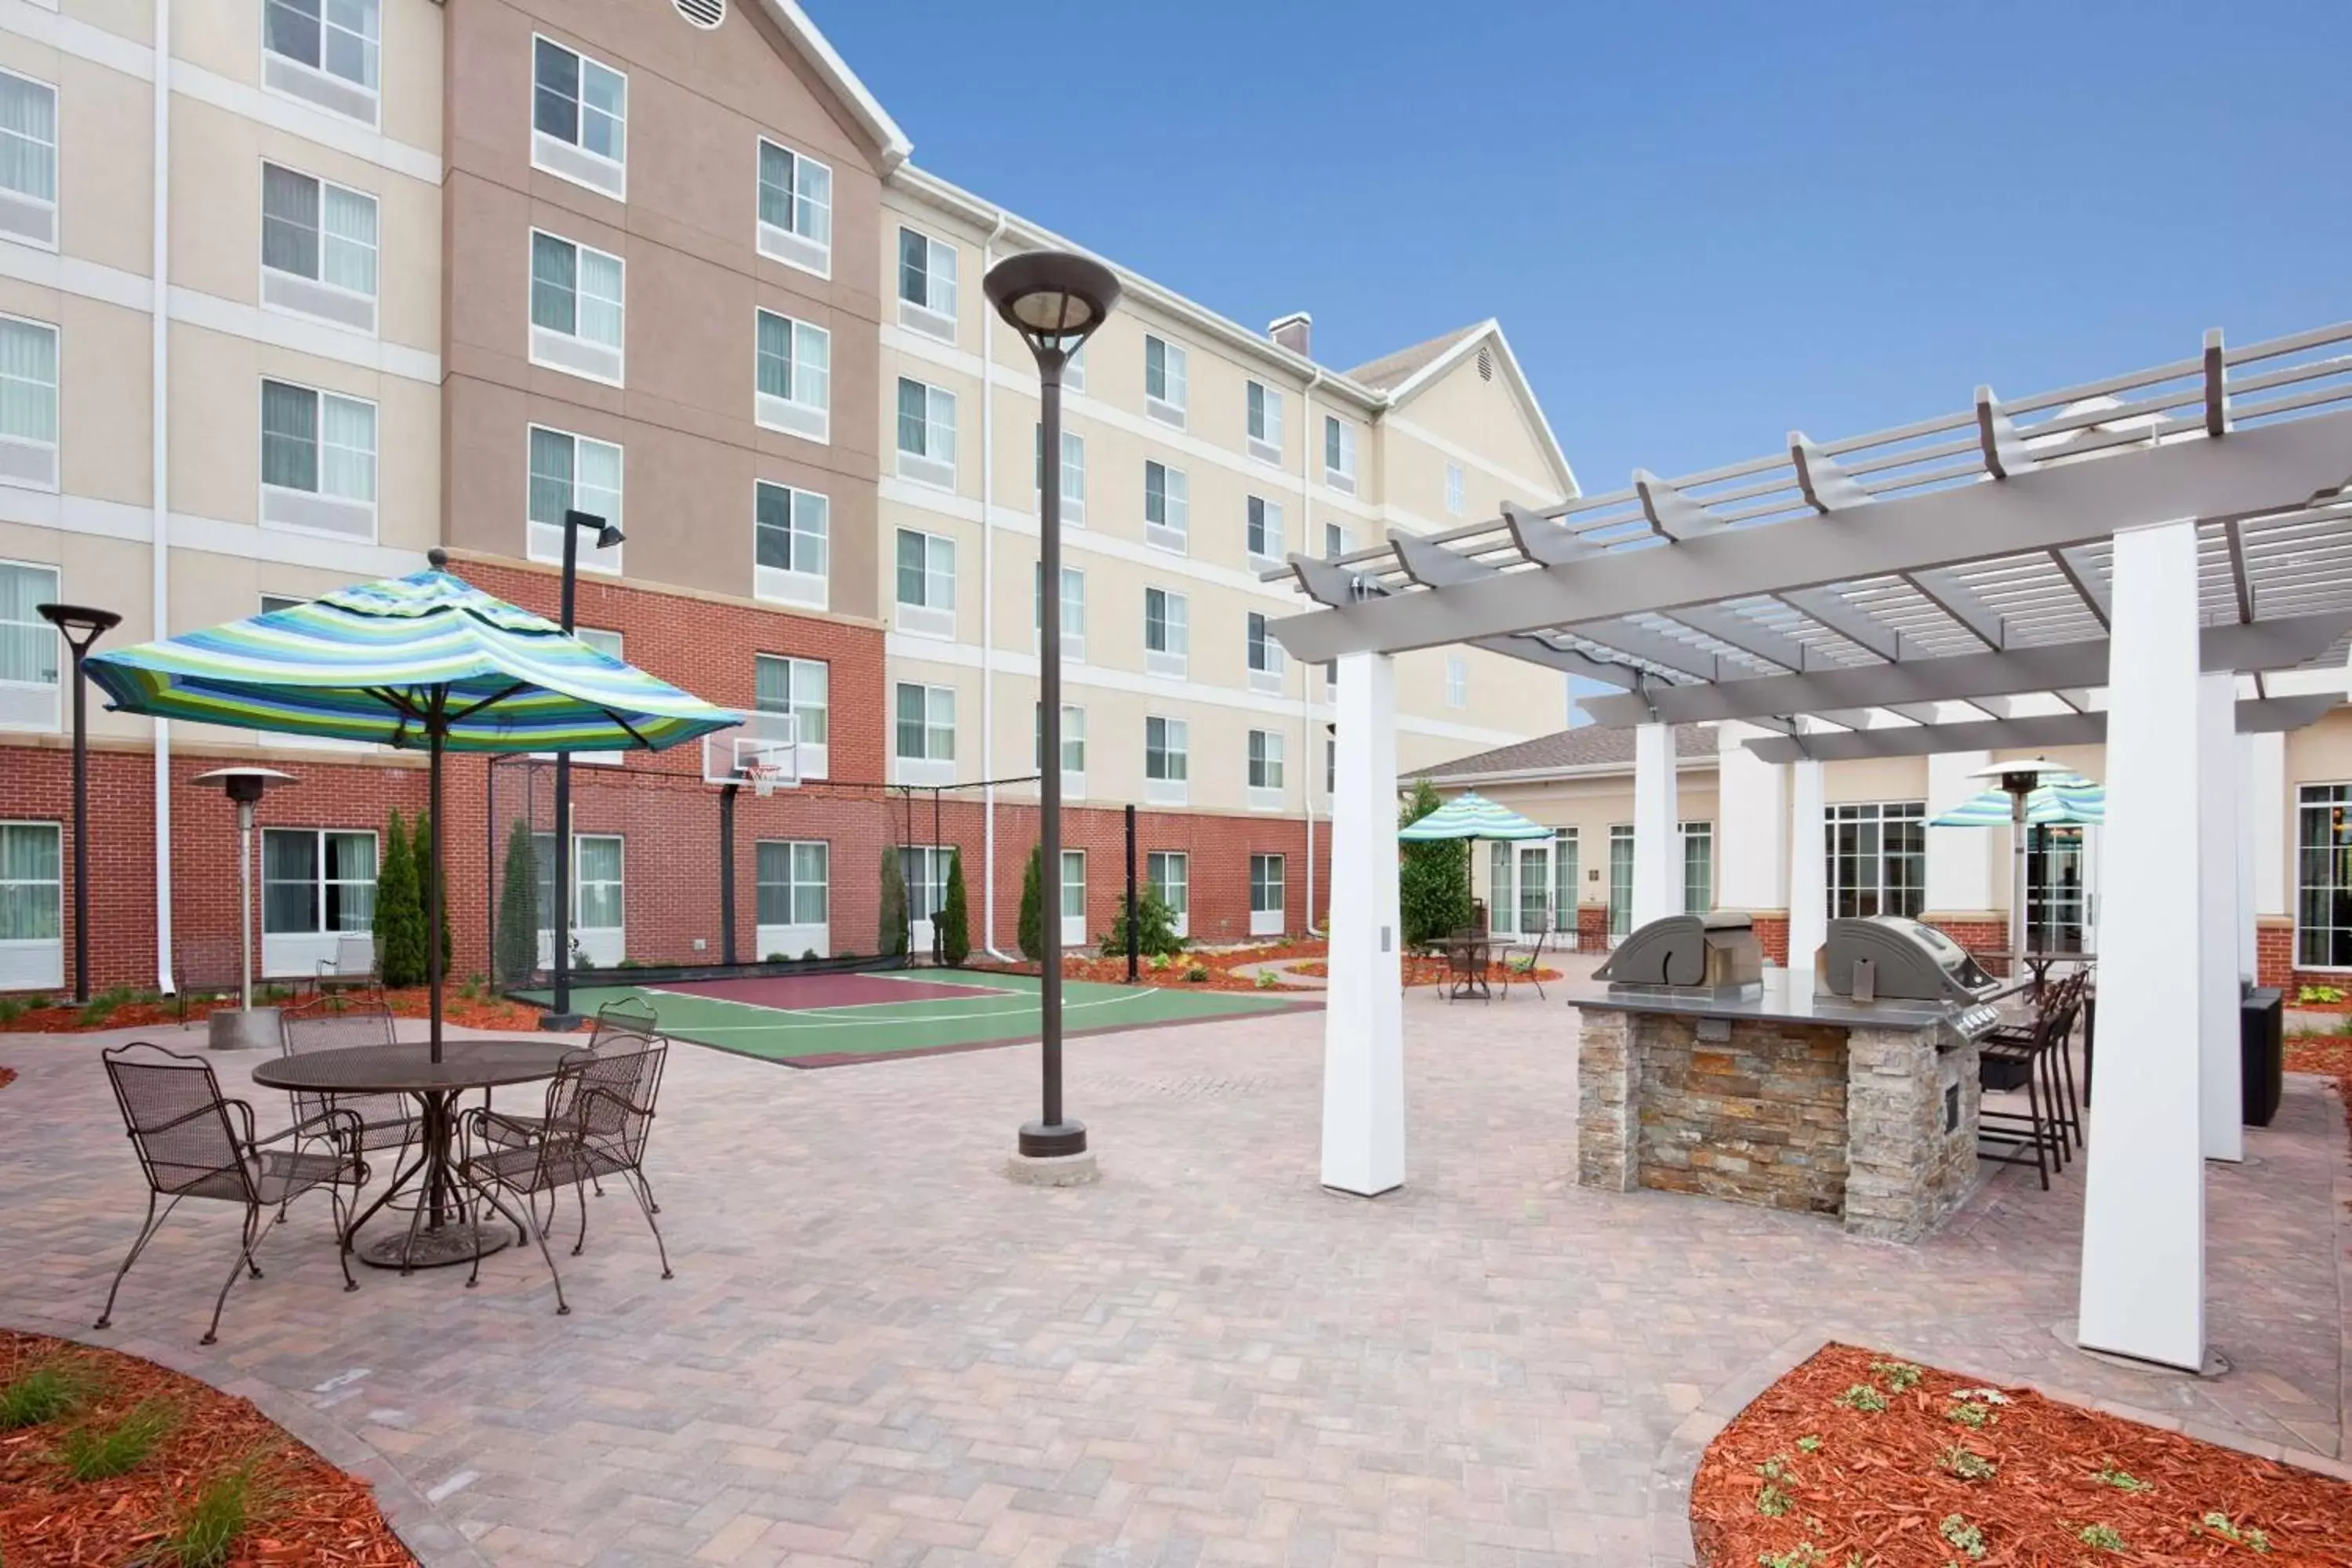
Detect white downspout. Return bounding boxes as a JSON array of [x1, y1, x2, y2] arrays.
[[1299, 368, 1323, 936], [150, 1, 173, 991], [978, 211, 1011, 959]]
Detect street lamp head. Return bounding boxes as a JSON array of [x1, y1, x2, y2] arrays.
[[565, 509, 624, 550], [36, 602, 122, 652], [984, 250, 1121, 361]]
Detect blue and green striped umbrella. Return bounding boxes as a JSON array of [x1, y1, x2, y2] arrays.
[[1399, 790, 1554, 841], [1930, 775, 2106, 828]]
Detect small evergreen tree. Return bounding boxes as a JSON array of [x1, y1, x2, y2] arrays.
[[375, 808, 423, 988], [877, 846, 909, 958], [1098, 887, 1185, 960], [412, 809, 456, 975], [1398, 779, 1474, 947], [495, 818, 540, 986], [938, 849, 971, 967], [1016, 844, 1044, 962]]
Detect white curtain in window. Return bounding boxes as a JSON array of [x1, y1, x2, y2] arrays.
[[0, 73, 56, 203], [261, 382, 318, 492], [795, 321, 829, 409], [575, 248, 622, 348], [573, 437, 621, 528], [756, 311, 793, 400], [793, 842, 827, 924], [321, 185, 377, 296], [530, 234, 574, 334], [0, 563, 56, 686], [262, 829, 318, 934], [527, 427, 571, 524], [0, 319, 56, 447], [261, 165, 320, 278], [0, 822, 59, 940], [575, 837, 622, 927], [318, 395, 376, 503]]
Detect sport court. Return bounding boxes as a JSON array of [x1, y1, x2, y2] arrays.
[[528, 967, 1316, 1068]]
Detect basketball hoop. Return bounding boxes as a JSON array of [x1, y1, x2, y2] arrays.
[[744, 763, 783, 798]]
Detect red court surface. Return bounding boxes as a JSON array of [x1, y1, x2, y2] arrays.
[[648, 971, 1007, 1010]]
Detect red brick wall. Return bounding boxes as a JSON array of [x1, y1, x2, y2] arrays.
[[1577, 902, 1612, 956]]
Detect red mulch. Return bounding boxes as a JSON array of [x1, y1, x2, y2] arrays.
[[0, 988, 558, 1035], [1, 1330, 415, 1566], [978, 937, 1333, 994], [1691, 1342, 2352, 1566], [2284, 1035, 2352, 1142]]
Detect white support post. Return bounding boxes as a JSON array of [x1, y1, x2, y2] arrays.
[[1631, 722, 1678, 927], [1787, 757, 1826, 977], [2198, 672, 2242, 1162], [1321, 651, 1403, 1198], [2078, 517, 2205, 1372], [1717, 722, 1788, 915]]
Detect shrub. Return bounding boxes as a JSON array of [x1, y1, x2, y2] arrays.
[[1184, 964, 1210, 982], [1016, 846, 1044, 961], [57, 1398, 176, 1480], [494, 818, 539, 987], [938, 850, 972, 966], [0, 1360, 93, 1428], [878, 848, 909, 959], [1397, 779, 1472, 947], [765, 952, 788, 963], [154, 1455, 270, 1568], [1254, 969, 1278, 989], [801, 948, 818, 961], [411, 810, 454, 975], [78, 985, 138, 1027], [376, 808, 423, 989], [1098, 888, 1185, 960]]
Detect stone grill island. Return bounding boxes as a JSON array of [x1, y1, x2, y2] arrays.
[[1570, 914, 2006, 1242]]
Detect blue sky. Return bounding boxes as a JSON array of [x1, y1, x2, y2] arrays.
[[806, 0, 2350, 491]]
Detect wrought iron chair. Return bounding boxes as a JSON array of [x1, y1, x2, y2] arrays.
[[313, 932, 380, 996], [1976, 971, 2087, 1191], [458, 1040, 672, 1314], [1500, 916, 1555, 1000], [97, 1043, 365, 1345], [279, 996, 416, 1172]]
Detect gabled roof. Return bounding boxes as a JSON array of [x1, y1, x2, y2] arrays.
[[1423, 723, 1715, 784], [1346, 325, 1483, 392], [1362, 320, 1581, 501], [756, 1, 911, 169]]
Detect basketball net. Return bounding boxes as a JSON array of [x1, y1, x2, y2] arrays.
[[745, 764, 782, 798]]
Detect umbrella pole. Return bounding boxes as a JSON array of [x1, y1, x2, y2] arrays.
[[2011, 788, 2028, 982], [427, 692, 445, 1064]]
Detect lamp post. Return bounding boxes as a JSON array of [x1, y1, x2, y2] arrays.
[[543, 507, 624, 1029], [190, 766, 296, 1050], [36, 602, 121, 1003], [984, 249, 1120, 1170]]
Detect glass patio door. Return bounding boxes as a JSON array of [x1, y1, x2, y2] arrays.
[[2026, 824, 2089, 955], [1607, 825, 1634, 941], [1515, 841, 1551, 935], [1553, 829, 1579, 938]]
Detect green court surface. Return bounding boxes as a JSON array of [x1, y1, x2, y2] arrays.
[[520, 967, 1315, 1068]]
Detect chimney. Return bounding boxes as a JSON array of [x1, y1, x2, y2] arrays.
[[1268, 312, 1312, 358]]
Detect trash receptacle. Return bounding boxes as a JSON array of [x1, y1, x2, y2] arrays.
[[2241, 985, 2283, 1127]]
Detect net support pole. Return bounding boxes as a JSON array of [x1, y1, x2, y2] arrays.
[[719, 782, 738, 967], [1125, 803, 1138, 983]]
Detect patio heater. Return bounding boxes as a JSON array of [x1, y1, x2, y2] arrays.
[[191, 766, 296, 1051], [983, 249, 1120, 1177], [34, 602, 121, 1003], [543, 507, 625, 1030], [1963, 757, 2072, 982]]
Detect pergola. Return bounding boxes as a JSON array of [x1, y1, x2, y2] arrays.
[[1269, 319, 2352, 1374]]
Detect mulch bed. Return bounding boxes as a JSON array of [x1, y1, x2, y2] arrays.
[[0, 988, 558, 1035], [980, 937, 1334, 994], [1691, 1342, 2352, 1566], [1, 1330, 415, 1566]]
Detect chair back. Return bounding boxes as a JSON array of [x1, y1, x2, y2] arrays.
[[279, 996, 402, 1127], [326, 933, 378, 979], [588, 995, 659, 1051], [101, 1044, 253, 1203], [540, 1040, 666, 1169]]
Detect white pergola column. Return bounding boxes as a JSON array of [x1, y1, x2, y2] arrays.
[[1320, 651, 1403, 1198], [2198, 673, 2243, 1162], [2078, 517, 2205, 1371], [1787, 757, 1826, 975], [1717, 722, 1788, 914], [1631, 722, 1679, 927]]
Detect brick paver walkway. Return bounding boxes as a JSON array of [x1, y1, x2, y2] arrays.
[[1, 992, 2344, 1567]]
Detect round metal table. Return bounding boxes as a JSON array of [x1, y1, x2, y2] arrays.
[[252, 1039, 579, 1271]]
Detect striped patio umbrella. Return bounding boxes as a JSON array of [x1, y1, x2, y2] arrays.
[[85, 564, 740, 1056], [1399, 790, 1554, 841], [1929, 775, 2106, 827]]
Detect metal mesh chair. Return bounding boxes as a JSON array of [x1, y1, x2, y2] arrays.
[[1976, 971, 2088, 1191], [280, 996, 416, 1158], [459, 1041, 672, 1314], [97, 1043, 365, 1345], [314, 932, 380, 996], [480, 999, 661, 1194]]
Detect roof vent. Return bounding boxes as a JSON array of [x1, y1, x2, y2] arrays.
[[675, 0, 725, 27], [1476, 344, 1494, 381], [1269, 312, 1312, 358]]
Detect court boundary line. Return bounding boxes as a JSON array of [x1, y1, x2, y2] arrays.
[[637, 978, 1024, 1019], [658, 996, 1326, 1070]]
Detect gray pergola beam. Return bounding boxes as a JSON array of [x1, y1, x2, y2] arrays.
[[1779, 586, 1908, 661], [1742, 694, 2337, 763], [1268, 406, 2352, 663], [1578, 611, 2352, 728], [2051, 546, 2112, 629]]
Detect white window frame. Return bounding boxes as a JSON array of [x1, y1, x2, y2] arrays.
[[1245, 379, 1283, 464], [1062, 341, 1087, 394], [260, 378, 378, 543], [754, 838, 831, 957], [1825, 800, 1928, 921], [1245, 495, 1283, 569], [530, 33, 627, 200], [1323, 416, 1358, 493], [1247, 729, 1285, 811], [1324, 521, 1352, 559], [1682, 818, 1713, 916], [1142, 586, 1188, 679], [528, 228, 626, 387], [261, 0, 380, 129], [755, 136, 832, 278], [1058, 848, 1087, 949], [1143, 459, 1188, 554], [1246, 612, 1284, 694], [754, 652, 829, 781], [1444, 655, 1468, 709], [1035, 423, 1085, 528], [895, 376, 957, 489], [1033, 562, 1084, 664], [0, 818, 61, 991], [0, 559, 60, 732], [1144, 334, 1187, 428], [1146, 850, 1189, 939], [0, 314, 59, 492], [1445, 462, 1466, 516], [1034, 701, 1086, 799], [1249, 853, 1287, 937], [2297, 783, 2352, 971], [893, 681, 956, 786], [259, 161, 379, 336], [752, 480, 829, 612], [754, 307, 829, 443], [896, 226, 959, 343], [1144, 714, 1189, 807], [260, 825, 379, 977], [894, 527, 956, 640], [525, 424, 623, 574]]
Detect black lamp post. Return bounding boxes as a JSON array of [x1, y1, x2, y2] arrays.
[[983, 249, 1120, 1161], [37, 602, 121, 1003], [542, 508, 625, 1029]]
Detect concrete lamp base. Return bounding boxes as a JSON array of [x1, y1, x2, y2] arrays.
[[209, 1007, 281, 1052], [1004, 1150, 1100, 1188]]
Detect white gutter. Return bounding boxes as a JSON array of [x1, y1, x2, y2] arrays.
[[978, 211, 1011, 960], [1298, 368, 1323, 936], [150, 2, 173, 992]]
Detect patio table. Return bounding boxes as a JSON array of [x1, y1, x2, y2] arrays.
[[1436, 935, 1494, 1001], [252, 1038, 579, 1272]]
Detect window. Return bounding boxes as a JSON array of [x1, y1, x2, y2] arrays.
[[1033, 562, 1084, 662], [261, 828, 377, 936], [896, 227, 958, 341], [1444, 655, 1467, 709], [2026, 823, 2089, 954], [263, 0, 379, 125], [1607, 825, 1634, 939], [532, 35, 627, 198], [572, 835, 624, 931], [1143, 334, 1187, 426], [526, 426, 622, 572], [1445, 463, 1466, 516], [1034, 424, 1085, 527], [1246, 380, 1283, 463], [1246, 612, 1283, 692], [750, 481, 829, 610], [1142, 586, 1187, 677], [1033, 702, 1085, 786], [0, 71, 55, 250], [756, 138, 832, 275], [1143, 459, 1188, 552], [753, 652, 828, 778], [1246, 495, 1283, 564], [1062, 341, 1087, 394], [1324, 521, 1351, 559], [1323, 416, 1357, 492], [1249, 853, 1286, 935], [1145, 715, 1188, 804], [1682, 820, 1712, 916], [0, 318, 57, 490], [894, 683, 956, 780], [754, 309, 829, 441], [1059, 849, 1086, 946], [898, 845, 952, 935], [1325, 735, 1335, 795], [2298, 785, 2352, 967], [1826, 802, 1926, 920], [0, 561, 58, 731], [894, 528, 955, 638], [1146, 851, 1188, 938], [895, 376, 956, 488], [0, 821, 60, 989], [262, 379, 376, 539], [1247, 729, 1284, 806], [260, 164, 377, 332], [1552, 828, 1581, 935], [755, 840, 829, 935], [529, 230, 625, 384]]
